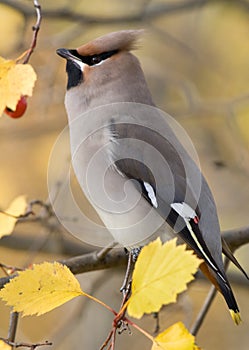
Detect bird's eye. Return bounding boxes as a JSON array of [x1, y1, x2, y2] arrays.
[[91, 56, 102, 65], [85, 50, 118, 66]]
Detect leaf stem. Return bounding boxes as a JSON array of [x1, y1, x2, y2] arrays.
[[125, 317, 154, 342], [115, 299, 129, 318], [82, 292, 117, 315]]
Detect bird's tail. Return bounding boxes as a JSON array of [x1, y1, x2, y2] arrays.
[[217, 273, 241, 325], [221, 237, 249, 280], [200, 262, 241, 324]]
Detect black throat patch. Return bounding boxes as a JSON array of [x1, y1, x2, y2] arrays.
[[66, 60, 83, 90]]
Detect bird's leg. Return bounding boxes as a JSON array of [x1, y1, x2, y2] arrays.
[[131, 247, 142, 262], [120, 249, 133, 297], [117, 250, 133, 334], [115, 247, 142, 334], [120, 247, 142, 297]]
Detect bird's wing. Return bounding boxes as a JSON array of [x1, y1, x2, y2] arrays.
[[109, 120, 243, 318], [110, 121, 227, 279]]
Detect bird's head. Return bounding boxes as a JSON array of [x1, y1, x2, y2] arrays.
[[56, 30, 154, 118], [57, 30, 143, 90]]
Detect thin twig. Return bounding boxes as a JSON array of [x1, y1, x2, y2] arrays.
[[96, 241, 118, 260], [0, 233, 91, 256], [1, 226, 248, 290], [23, 0, 42, 64], [0, 338, 52, 349], [0, 263, 23, 276], [7, 312, 19, 346], [0, 0, 207, 25], [110, 329, 116, 350], [0, 200, 51, 221], [106, 252, 134, 349], [190, 285, 217, 335], [99, 329, 113, 350], [0, 210, 33, 220]]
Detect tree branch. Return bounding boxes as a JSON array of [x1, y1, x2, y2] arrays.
[[0, 233, 91, 256], [7, 312, 19, 344], [0, 226, 248, 290], [221, 226, 249, 251], [0, 0, 208, 25], [59, 248, 127, 275], [2, 0, 249, 27]]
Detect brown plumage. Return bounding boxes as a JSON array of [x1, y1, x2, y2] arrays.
[[76, 30, 143, 56]]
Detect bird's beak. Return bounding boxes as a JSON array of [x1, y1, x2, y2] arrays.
[[56, 48, 79, 62]]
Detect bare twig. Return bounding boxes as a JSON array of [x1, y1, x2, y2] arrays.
[[110, 328, 116, 350], [7, 312, 19, 346], [1, 225, 248, 266], [23, 0, 42, 64], [60, 248, 127, 275], [0, 210, 34, 220], [0, 226, 248, 290], [99, 262, 132, 350], [222, 226, 249, 251], [0, 0, 207, 25], [0, 263, 23, 274], [191, 285, 217, 336], [0, 233, 91, 256], [96, 241, 118, 260], [0, 338, 52, 349], [99, 329, 114, 350], [2, 0, 249, 27]]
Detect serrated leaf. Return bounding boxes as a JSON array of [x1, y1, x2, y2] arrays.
[[127, 238, 201, 318], [0, 195, 27, 238], [0, 262, 83, 316], [152, 322, 197, 350], [0, 56, 36, 115], [0, 340, 11, 350]]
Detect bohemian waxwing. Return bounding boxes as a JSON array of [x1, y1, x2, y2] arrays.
[[57, 29, 247, 324]]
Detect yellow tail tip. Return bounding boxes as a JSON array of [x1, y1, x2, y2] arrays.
[[230, 310, 242, 325]]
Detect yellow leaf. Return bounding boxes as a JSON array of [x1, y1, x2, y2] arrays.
[[0, 56, 36, 115], [0, 340, 11, 350], [0, 262, 83, 316], [0, 195, 27, 238], [127, 238, 201, 318], [152, 322, 197, 350]]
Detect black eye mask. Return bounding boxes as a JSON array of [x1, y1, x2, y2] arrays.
[[69, 49, 118, 66], [64, 49, 118, 89]]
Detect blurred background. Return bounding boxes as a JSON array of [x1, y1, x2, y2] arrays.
[[0, 0, 249, 349]]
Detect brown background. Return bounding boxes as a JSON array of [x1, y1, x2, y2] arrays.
[[0, 1, 249, 349]]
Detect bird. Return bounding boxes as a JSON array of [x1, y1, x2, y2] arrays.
[[56, 29, 247, 324]]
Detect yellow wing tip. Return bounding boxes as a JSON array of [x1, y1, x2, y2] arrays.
[[230, 310, 242, 325]]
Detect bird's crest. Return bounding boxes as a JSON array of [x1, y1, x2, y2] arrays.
[[76, 30, 144, 56]]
